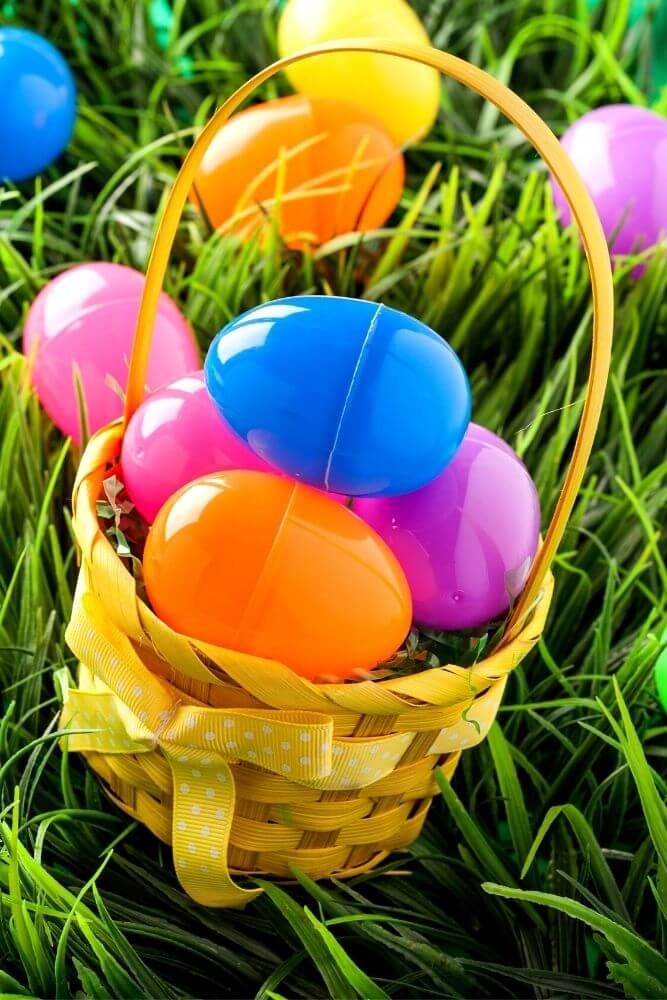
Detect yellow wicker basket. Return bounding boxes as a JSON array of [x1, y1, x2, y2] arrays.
[[60, 41, 613, 909]]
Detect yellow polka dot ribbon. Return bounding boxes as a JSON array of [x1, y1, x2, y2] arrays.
[[61, 578, 504, 906]]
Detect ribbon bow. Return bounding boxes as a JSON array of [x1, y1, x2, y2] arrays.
[[61, 589, 431, 906]]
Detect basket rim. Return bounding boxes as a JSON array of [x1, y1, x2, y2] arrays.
[[73, 419, 554, 700]]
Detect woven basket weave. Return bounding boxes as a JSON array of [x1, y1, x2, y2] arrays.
[[60, 41, 613, 909]]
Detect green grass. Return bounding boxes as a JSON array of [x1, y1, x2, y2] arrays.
[[0, 0, 666, 996]]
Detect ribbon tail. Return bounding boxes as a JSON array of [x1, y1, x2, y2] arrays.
[[163, 748, 260, 908]]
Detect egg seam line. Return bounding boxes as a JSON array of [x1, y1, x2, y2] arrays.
[[232, 480, 299, 652], [323, 301, 384, 492]]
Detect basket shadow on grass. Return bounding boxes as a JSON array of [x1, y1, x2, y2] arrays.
[[0, 0, 666, 997]]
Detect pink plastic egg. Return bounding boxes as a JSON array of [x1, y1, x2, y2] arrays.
[[354, 424, 540, 631], [121, 370, 281, 522], [121, 370, 348, 523], [23, 262, 200, 444]]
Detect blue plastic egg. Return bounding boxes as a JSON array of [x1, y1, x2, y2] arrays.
[[205, 296, 471, 497], [0, 27, 76, 182]]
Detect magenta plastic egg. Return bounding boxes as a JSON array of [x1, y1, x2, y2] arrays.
[[23, 262, 199, 444], [353, 424, 541, 630], [551, 105, 667, 259], [121, 370, 281, 522]]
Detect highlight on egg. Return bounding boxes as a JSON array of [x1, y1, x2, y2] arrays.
[[193, 94, 404, 248], [142, 470, 412, 680], [354, 424, 541, 631], [204, 295, 471, 498]]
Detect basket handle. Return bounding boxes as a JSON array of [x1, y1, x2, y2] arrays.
[[123, 40, 613, 640]]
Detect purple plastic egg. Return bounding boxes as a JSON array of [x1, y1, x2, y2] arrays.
[[353, 423, 540, 631], [551, 105, 667, 260]]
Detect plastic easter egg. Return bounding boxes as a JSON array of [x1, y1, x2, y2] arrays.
[[551, 105, 667, 260], [0, 27, 76, 182], [354, 424, 541, 630], [204, 296, 471, 497], [194, 95, 404, 247], [143, 471, 412, 680], [277, 0, 440, 146], [121, 371, 279, 523], [23, 262, 199, 445]]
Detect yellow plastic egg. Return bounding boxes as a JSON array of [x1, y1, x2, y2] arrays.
[[277, 0, 440, 146]]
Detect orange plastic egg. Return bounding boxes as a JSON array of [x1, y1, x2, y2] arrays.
[[192, 95, 404, 248], [143, 471, 412, 681]]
